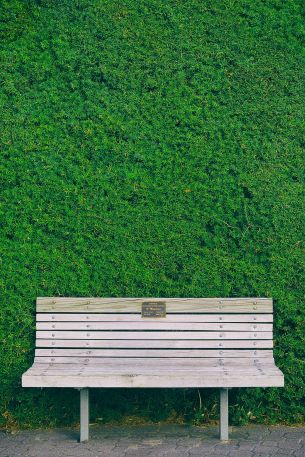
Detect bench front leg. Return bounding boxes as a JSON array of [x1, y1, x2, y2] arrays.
[[219, 388, 229, 441], [80, 388, 90, 442]]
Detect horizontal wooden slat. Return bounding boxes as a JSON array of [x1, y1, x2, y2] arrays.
[[36, 322, 272, 331], [24, 360, 283, 374], [36, 313, 273, 323], [26, 368, 282, 378], [33, 357, 276, 366], [35, 349, 274, 358], [36, 331, 273, 340], [22, 372, 284, 388], [36, 339, 273, 348], [37, 297, 272, 313]]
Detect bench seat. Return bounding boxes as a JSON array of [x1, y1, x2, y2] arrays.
[[22, 297, 284, 442], [23, 357, 284, 388]]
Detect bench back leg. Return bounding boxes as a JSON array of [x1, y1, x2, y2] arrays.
[[219, 388, 229, 441], [80, 388, 89, 442]]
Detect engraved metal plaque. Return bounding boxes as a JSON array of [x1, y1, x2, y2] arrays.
[[142, 301, 166, 318]]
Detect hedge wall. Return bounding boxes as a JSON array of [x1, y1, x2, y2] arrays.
[[0, 0, 304, 428]]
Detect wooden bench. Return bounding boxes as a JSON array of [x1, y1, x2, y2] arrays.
[[22, 297, 284, 442]]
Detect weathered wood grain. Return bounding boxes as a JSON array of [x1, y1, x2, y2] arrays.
[[33, 357, 276, 366], [36, 339, 273, 348], [36, 330, 273, 340], [36, 322, 272, 331], [24, 360, 283, 374], [22, 372, 284, 388], [37, 297, 272, 313], [36, 313, 273, 323], [35, 349, 274, 358]]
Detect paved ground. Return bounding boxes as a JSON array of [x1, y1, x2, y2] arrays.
[[0, 424, 304, 457]]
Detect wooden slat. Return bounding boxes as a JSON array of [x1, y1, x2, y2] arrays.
[[33, 357, 276, 366], [36, 331, 272, 340], [22, 372, 284, 388], [26, 369, 282, 380], [37, 297, 272, 313], [35, 349, 274, 358], [24, 363, 283, 375], [36, 339, 273, 348], [36, 322, 272, 331], [36, 313, 273, 323]]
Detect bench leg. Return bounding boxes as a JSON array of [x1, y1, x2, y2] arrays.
[[219, 388, 229, 441], [80, 388, 89, 442]]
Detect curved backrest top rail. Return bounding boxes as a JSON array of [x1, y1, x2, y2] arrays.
[[37, 297, 273, 313]]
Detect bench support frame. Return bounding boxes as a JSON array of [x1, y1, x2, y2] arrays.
[[219, 388, 229, 441], [80, 388, 89, 443], [78, 387, 229, 442]]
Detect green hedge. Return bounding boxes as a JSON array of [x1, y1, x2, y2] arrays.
[[0, 0, 304, 428]]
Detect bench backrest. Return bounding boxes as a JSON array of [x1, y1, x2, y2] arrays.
[[34, 297, 274, 362]]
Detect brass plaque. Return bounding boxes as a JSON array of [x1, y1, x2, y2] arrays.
[[142, 301, 166, 318]]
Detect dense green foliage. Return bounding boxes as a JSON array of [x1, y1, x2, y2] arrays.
[[0, 0, 304, 429]]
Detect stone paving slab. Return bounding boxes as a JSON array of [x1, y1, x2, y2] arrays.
[[0, 424, 304, 457]]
